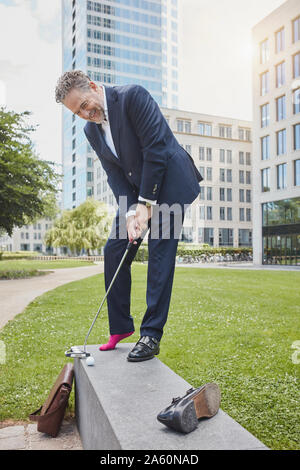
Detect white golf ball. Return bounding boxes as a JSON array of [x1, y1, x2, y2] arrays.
[[86, 356, 95, 366]]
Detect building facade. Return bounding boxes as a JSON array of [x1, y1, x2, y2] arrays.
[[252, 0, 300, 265], [61, 0, 179, 210], [0, 218, 58, 254], [93, 107, 253, 247]]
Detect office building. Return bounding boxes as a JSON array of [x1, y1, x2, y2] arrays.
[[252, 0, 300, 265]]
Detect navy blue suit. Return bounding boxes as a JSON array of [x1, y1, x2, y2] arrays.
[[84, 84, 203, 340]]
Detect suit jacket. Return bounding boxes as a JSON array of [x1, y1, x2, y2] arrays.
[[84, 84, 203, 214]]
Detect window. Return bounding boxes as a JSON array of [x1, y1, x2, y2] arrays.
[[239, 152, 244, 164], [246, 190, 251, 203], [260, 71, 269, 96], [239, 170, 244, 184], [206, 167, 212, 181], [295, 159, 300, 186], [72, 166, 76, 176], [219, 125, 232, 138], [220, 207, 225, 221], [207, 187, 212, 201], [293, 17, 300, 43], [198, 122, 212, 136], [185, 144, 192, 154], [227, 169, 232, 183], [220, 188, 225, 201], [246, 208, 251, 222], [219, 228, 233, 247], [227, 150, 232, 164], [220, 168, 225, 182], [277, 163, 287, 189], [239, 189, 245, 202], [246, 152, 251, 165], [293, 52, 300, 78], [276, 62, 285, 87], [72, 179, 76, 189], [87, 157, 93, 168], [239, 208, 245, 221], [220, 149, 225, 163], [87, 172, 93, 182], [177, 120, 190, 133], [199, 206, 205, 219], [72, 153, 76, 162], [276, 95, 286, 121], [238, 128, 244, 140], [199, 147, 205, 160], [207, 206, 213, 220], [276, 28, 285, 53], [260, 39, 269, 64], [199, 166, 205, 179], [227, 188, 232, 202], [294, 123, 300, 150], [72, 138, 76, 150], [261, 168, 270, 192], [277, 129, 286, 155], [239, 229, 252, 247], [261, 135, 270, 160], [261, 103, 270, 128], [199, 186, 205, 200], [293, 88, 300, 114], [246, 171, 251, 184], [206, 148, 212, 161], [72, 192, 76, 202], [227, 207, 232, 221]]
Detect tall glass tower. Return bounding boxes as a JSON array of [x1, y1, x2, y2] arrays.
[[61, 0, 179, 210]]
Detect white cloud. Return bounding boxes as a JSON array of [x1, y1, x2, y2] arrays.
[[0, 1, 62, 165]]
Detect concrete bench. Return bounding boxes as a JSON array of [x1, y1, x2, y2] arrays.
[[74, 344, 268, 450]]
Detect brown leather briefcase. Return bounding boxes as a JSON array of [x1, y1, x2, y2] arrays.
[[29, 363, 74, 438]]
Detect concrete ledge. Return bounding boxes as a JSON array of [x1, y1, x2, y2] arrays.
[[74, 344, 268, 450]]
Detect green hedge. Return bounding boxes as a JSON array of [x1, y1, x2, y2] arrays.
[[133, 245, 252, 262], [1, 251, 38, 261], [0, 269, 48, 280]]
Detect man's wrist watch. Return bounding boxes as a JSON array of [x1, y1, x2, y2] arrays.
[[138, 200, 152, 208]]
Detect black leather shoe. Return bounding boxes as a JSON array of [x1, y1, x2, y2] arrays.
[[127, 336, 160, 362], [157, 383, 221, 433]]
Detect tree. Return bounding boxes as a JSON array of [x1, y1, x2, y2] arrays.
[[45, 199, 112, 255], [0, 108, 59, 236]]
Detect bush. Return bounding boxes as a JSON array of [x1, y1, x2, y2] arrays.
[[0, 269, 49, 280], [1, 251, 38, 261], [0, 252, 3, 261]]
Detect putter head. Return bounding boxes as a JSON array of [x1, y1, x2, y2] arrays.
[[65, 346, 91, 358]]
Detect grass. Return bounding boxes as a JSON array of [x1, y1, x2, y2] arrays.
[[0, 265, 299, 449], [0, 259, 95, 279]]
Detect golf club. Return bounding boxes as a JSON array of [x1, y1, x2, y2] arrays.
[[65, 236, 143, 359]]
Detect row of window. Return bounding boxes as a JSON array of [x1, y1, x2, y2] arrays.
[[261, 124, 300, 159], [261, 159, 300, 191], [260, 53, 300, 95], [176, 119, 251, 141], [87, 42, 161, 65], [21, 232, 43, 240], [196, 206, 251, 222], [87, 14, 161, 40], [198, 167, 251, 184], [199, 186, 251, 203], [87, 56, 161, 78], [260, 18, 300, 64], [197, 228, 252, 247], [87, 1, 161, 26], [87, 28, 161, 52], [198, 147, 251, 165]]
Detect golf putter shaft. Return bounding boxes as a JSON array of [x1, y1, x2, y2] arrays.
[[83, 238, 139, 353]]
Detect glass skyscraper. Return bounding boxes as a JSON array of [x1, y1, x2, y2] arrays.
[[62, 0, 178, 209]]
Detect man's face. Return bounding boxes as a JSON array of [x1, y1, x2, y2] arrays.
[[63, 82, 106, 124]]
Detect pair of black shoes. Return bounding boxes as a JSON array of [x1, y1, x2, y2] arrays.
[[157, 383, 221, 434], [127, 336, 160, 362]]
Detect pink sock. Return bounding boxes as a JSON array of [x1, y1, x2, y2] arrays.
[[99, 331, 134, 351]]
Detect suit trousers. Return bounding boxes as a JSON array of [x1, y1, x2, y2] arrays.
[[103, 205, 185, 341]]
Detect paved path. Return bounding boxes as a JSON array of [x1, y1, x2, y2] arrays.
[[0, 263, 104, 330], [0, 263, 104, 450], [176, 261, 300, 271]]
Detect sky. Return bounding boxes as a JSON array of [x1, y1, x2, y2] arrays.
[[0, 0, 287, 166]]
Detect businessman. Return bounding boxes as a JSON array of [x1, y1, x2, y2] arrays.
[[55, 70, 202, 362]]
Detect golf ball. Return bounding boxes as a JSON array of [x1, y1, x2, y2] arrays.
[[86, 356, 95, 366]]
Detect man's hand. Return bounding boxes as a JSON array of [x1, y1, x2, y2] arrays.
[[127, 204, 152, 244]]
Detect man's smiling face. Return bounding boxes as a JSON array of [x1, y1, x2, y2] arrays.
[[63, 81, 106, 124]]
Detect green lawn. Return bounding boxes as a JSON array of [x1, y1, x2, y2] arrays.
[[0, 259, 95, 279], [0, 265, 299, 449]]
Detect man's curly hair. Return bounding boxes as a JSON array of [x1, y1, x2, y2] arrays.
[[55, 70, 91, 103]]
